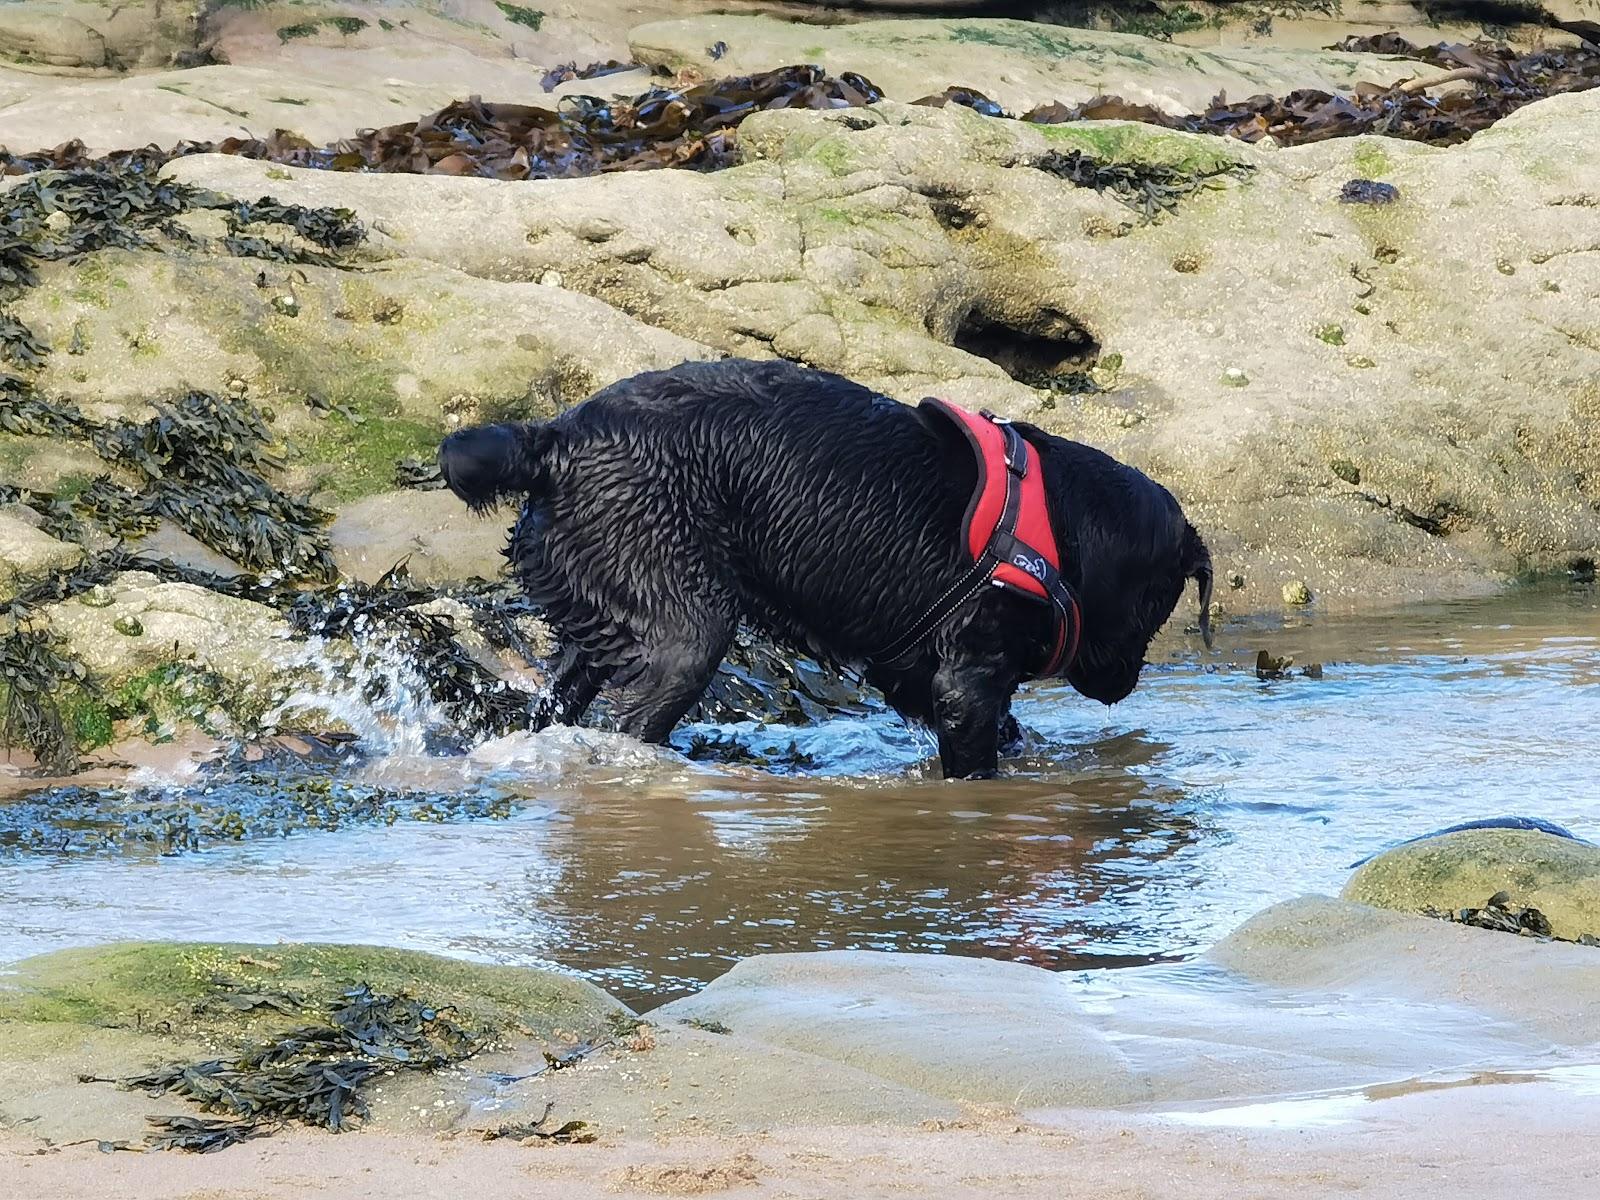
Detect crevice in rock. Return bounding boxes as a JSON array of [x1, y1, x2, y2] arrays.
[[921, 186, 982, 231], [953, 307, 1101, 389], [1349, 490, 1466, 537]]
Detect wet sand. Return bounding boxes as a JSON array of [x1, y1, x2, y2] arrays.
[[6, 1074, 1599, 1200]]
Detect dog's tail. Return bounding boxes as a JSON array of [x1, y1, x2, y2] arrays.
[[1181, 521, 1215, 650], [438, 421, 555, 513]]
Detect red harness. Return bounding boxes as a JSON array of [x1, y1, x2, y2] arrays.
[[873, 399, 1082, 677]]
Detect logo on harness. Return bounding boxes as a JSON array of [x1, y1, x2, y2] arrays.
[[1013, 553, 1047, 581]]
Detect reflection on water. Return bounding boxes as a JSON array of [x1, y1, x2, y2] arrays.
[[1, 585, 1596, 1007]]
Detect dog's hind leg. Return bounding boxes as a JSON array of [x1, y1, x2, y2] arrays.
[[608, 604, 738, 744], [537, 645, 613, 729]]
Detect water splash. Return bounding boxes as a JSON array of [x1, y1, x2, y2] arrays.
[[262, 625, 529, 761]]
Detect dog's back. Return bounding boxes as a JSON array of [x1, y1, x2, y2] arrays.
[[447, 359, 980, 662]]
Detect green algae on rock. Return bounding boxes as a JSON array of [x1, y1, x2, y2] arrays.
[[1, 940, 624, 1049], [0, 769, 519, 857], [1343, 829, 1600, 944], [0, 941, 625, 1147]]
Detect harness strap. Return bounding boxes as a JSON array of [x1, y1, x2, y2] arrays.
[[872, 415, 1081, 676]]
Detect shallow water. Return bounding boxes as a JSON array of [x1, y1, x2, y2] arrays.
[[1, 584, 1597, 1009]]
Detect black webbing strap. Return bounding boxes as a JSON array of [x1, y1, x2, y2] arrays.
[[872, 420, 1026, 667]]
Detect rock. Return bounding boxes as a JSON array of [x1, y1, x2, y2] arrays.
[[628, 15, 1424, 115], [661, 950, 1146, 1107], [0, 940, 626, 1146], [653, 897, 1600, 1121], [0, 511, 83, 601], [163, 88, 1600, 609], [0, 0, 742, 153], [1342, 829, 1600, 943], [329, 490, 513, 584], [1211, 895, 1600, 1045], [383, 1016, 959, 1137], [0, 437, 127, 494], [129, 520, 249, 579], [0, 0, 202, 73], [18, 249, 710, 502], [39, 570, 296, 693], [1349, 816, 1592, 867], [1282, 580, 1312, 606]]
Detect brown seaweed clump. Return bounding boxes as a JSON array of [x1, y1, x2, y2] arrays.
[[1032, 147, 1252, 223], [1020, 36, 1600, 147], [0, 66, 884, 183]]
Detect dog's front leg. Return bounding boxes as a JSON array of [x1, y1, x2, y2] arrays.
[[931, 661, 1015, 780]]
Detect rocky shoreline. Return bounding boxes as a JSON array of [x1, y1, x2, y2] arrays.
[[2, 5, 1597, 772], [2, 826, 1598, 1169]]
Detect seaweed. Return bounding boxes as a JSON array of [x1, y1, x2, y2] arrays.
[[690, 626, 876, 726], [1023, 37, 1600, 148], [495, 3, 544, 31], [1340, 179, 1400, 205], [1422, 891, 1600, 946], [0, 389, 336, 581], [0, 312, 49, 366], [1254, 650, 1324, 681], [393, 455, 446, 490], [113, 984, 484, 1138], [679, 1017, 731, 1035], [281, 563, 541, 742], [912, 85, 1009, 118], [683, 731, 817, 770], [0, 67, 880, 184], [0, 624, 95, 775], [481, 1101, 595, 1144], [95, 390, 335, 580], [0, 152, 361, 604], [0, 769, 517, 857], [540, 59, 638, 93], [144, 1114, 270, 1153], [1033, 148, 1252, 223]]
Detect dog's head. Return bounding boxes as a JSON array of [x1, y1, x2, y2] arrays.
[[1029, 433, 1212, 704]]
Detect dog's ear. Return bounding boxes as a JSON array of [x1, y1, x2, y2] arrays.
[[438, 422, 552, 513], [1181, 521, 1214, 649]]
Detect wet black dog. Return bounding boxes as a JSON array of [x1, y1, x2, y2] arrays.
[[440, 359, 1212, 778]]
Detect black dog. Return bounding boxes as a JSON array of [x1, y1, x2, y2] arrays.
[[440, 359, 1212, 778]]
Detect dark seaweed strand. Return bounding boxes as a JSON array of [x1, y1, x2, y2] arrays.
[[0, 158, 369, 768], [1031, 149, 1252, 224], [111, 983, 490, 1146]]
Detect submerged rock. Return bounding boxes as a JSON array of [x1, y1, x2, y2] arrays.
[[662, 951, 1146, 1107], [1342, 828, 1600, 943], [652, 894, 1600, 1118]]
